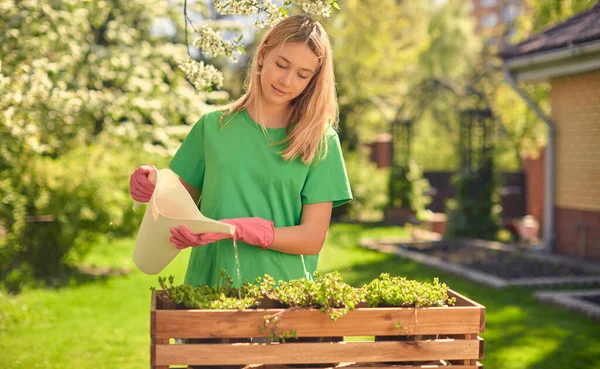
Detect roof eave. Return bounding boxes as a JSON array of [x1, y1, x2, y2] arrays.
[[503, 39, 600, 82]]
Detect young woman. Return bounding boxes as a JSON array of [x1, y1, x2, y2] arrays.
[[130, 15, 352, 288]]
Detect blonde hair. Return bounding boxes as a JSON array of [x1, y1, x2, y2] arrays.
[[221, 15, 338, 164]]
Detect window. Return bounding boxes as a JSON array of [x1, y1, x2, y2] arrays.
[[502, 4, 520, 22], [481, 0, 497, 8], [482, 13, 498, 28]]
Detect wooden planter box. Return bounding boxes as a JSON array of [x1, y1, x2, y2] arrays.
[[151, 289, 485, 369], [383, 207, 416, 226], [425, 213, 447, 236]]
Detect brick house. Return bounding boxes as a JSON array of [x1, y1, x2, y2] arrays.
[[499, 3, 600, 262]]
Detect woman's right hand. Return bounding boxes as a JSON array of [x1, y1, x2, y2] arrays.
[[129, 165, 156, 202]]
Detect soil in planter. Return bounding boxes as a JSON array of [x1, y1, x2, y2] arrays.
[[579, 294, 600, 306], [416, 245, 599, 279]]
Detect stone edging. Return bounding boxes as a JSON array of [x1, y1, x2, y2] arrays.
[[534, 290, 600, 322], [445, 238, 600, 274], [359, 238, 600, 289]]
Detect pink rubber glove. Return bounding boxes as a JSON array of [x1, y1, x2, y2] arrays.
[[170, 217, 275, 250], [129, 165, 156, 202]]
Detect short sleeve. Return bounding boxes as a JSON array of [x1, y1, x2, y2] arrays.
[[301, 129, 353, 207], [168, 116, 206, 190]]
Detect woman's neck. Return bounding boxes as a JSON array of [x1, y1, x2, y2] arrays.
[[247, 102, 291, 129]]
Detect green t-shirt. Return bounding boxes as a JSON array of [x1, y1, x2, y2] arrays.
[[169, 109, 353, 287]]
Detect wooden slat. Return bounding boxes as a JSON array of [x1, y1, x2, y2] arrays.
[[448, 359, 483, 368], [155, 339, 480, 366], [151, 338, 169, 369], [312, 366, 479, 369], [151, 291, 157, 338], [448, 290, 483, 307], [151, 291, 169, 369], [467, 334, 478, 365], [446, 334, 485, 367], [155, 306, 482, 339], [448, 290, 486, 333], [153, 289, 485, 339], [247, 364, 482, 369], [460, 334, 478, 365], [268, 363, 480, 369]]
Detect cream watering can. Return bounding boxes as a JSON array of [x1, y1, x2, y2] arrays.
[[132, 168, 235, 275]]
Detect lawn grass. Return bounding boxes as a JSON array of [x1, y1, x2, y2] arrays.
[[1, 223, 599, 369]]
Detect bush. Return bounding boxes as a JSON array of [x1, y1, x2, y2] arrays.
[[0, 135, 169, 291], [387, 159, 432, 219], [445, 163, 502, 241], [332, 148, 388, 222]]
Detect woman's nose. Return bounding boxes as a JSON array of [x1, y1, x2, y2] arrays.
[[280, 70, 293, 87]]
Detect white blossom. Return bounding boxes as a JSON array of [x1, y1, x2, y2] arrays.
[[212, 0, 335, 28], [178, 59, 224, 92], [254, 0, 283, 28], [183, 0, 337, 92], [193, 26, 235, 58], [214, 0, 261, 16], [292, 0, 334, 18]]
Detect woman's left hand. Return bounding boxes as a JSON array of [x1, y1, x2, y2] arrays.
[[170, 217, 275, 250], [169, 225, 230, 249]]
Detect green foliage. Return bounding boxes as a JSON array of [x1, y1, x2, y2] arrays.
[[0, 0, 213, 290], [417, 0, 480, 80], [156, 272, 263, 310], [269, 271, 363, 321], [156, 271, 456, 328], [412, 111, 459, 171], [324, 0, 430, 150], [387, 159, 431, 219], [363, 273, 455, 308], [407, 0, 483, 171], [445, 165, 502, 241], [494, 83, 549, 163], [0, 137, 169, 292], [0, 1, 211, 157], [332, 149, 388, 221], [3, 223, 600, 368], [515, 0, 598, 39], [0, 179, 27, 289]]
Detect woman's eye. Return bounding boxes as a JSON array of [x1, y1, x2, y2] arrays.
[[276, 63, 287, 69], [298, 74, 308, 79]]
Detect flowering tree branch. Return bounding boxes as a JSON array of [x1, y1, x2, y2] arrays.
[[179, 0, 340, 92]]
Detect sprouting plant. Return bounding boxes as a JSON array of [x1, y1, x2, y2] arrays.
[[362, 273, 456, 308], [152, 270, 456, 339]]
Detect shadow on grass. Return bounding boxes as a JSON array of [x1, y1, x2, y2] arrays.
[[4, 264, 131, 294], [48, 263, 131, 288]]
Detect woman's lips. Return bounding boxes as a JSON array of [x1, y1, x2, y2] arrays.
[[272, 85, 287, 95]]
